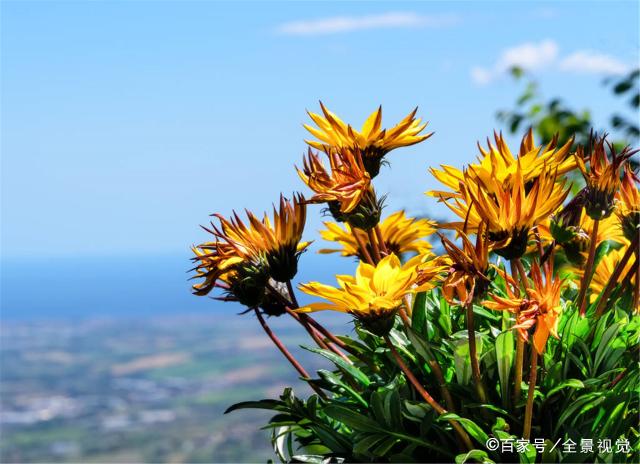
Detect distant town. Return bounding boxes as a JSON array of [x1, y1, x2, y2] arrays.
[[1, 314, 331, 462]]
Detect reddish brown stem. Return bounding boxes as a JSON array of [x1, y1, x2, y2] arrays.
[[577, 219, 599, 316], [353, 231, 374, 265], [375, 225, 389, 256], [401, 296, 455, 410], [384, 335, 473, 451], [271, 282, 353, 363], [367, 228, 382, 262], [510, 260, 521, 297], [286, 280, 300, 308], [515, 259, 528, 290], [287, 308, 352, 363], [466, 301, 487, 404], [609, 368, 627, 388], [254, 308, 326, 399], [429, 359, 457, 414]]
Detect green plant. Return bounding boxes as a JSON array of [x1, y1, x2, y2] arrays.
[[190, 104, 639, 463]]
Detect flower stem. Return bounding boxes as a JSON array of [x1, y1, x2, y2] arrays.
[[465, 300, 487, 404], [253, 308, 326, 399], [510, 260, 521, 297], [286, 280, 300, 308], [402, 296, 455, 411], [367, 228, 382, 262], [577, 218, 599, 316], [384, 335, 473, 451], [279, 281, 353, 363], [353, 231, 375, 265], [594, 233, 638, 317], [510, 258, 527, 408], [523, 347, 539, 439], [515, 259, 528, 289], [286, 308, 352, 363], [375, 225, 389, 256]]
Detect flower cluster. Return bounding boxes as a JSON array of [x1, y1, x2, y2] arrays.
[[190, 104, 639, 462]]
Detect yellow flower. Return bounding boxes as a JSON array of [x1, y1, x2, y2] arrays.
[[616, 165, 640, 240], [485, 262, 564, 354], [304, 102, 432, 176], [297, 254, 419, 335], [319, 211, 436, 258], [441, 163, 569, 259], [429, 130, 574, 201], [575, 135, 636, 220], [585, 241, 636, 304], [297, 147, 371, 214]]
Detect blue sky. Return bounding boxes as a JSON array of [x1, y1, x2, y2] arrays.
[[2, 1, 639, 259]]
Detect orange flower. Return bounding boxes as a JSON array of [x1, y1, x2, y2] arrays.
[[297, 147, 371, 214], [485, 262, 564, 354]]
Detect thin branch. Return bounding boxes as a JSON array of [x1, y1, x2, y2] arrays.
[[384, 335, 473, 451], [253, 308, 326, 399]]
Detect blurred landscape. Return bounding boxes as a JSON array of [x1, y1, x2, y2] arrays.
[[0, 313, 336, 462], [0, 254, 353, 462]]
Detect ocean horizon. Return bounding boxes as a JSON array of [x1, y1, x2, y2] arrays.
[[0, 251, 356, 321]]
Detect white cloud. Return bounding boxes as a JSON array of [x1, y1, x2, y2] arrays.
[[275, 12, 460, 36], [471, 39, 632, 85], [470, 67, 493, 85], [471, 40, 558, 84], [559, 50, 630, 75], [495, 40, 559, 72]]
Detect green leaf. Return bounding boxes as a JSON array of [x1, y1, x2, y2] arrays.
[[290, 454, 328, 464], [452, 331, 483, 385], [545, 379, 585, 398], [518, 443, 537, 464], [371, 390, 387, 425], [384, 388, 402, 431], [308, 425, 350, 453], [372, 436, 399, 457], [495, 330, 515, 404], [438, 413, 489, 445], [323, 404, 383, 433], [303, 346, 371, 387], [353, 434, 387, 457], [438, 297, 453, 336], [403, 401, 432, 422], [456, 449, 494, 464], [317, 369, 368, 407], [411, 291, 428, 337], [405, 327, 434, 363], [224, 399, 283, 414], [593, 323, 623, 373]]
